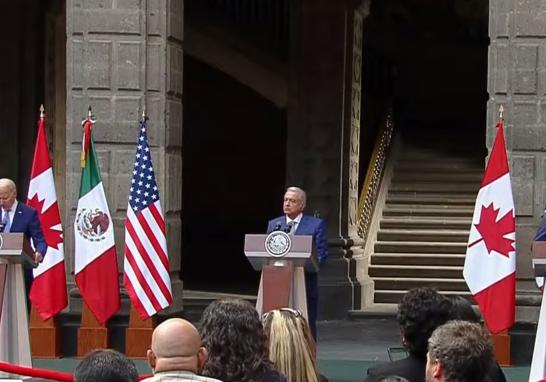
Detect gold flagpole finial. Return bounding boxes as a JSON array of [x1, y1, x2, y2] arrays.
[[40, 104, 45, 119], [88, 106, 93, 119], [499, 105, 504, 120], [142, 105, 146, 120]]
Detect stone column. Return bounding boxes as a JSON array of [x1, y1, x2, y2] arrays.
[[287, 0, 368, 319], [65, 0, 183, 313], [488, 0, 546, 289]]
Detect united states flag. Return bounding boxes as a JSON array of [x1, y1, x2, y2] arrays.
[[123, 119, 172, 319]]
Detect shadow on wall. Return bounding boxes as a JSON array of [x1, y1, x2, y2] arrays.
[[181, 55, 287, 294]]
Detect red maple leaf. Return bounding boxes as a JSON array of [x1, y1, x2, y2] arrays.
[[469, 203, 515, 257], [27, 194, 63, 250]]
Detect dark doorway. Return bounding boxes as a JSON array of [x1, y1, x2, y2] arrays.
[[182, 56, 287, 294], [359, 0, 490, 179]]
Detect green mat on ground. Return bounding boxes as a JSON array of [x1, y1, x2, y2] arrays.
[[33, 358, 530, 382]]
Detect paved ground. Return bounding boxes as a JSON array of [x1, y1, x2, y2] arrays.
[[316, 319, 531, 382], [24, 318, 531, 382]]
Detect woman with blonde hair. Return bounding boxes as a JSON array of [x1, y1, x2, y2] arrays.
[[262, 308, 328, 382]]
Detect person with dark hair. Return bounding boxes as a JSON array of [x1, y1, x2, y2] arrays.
[[199, 299, 286, 382], [426, 321, 494, 382], [75, 349, 139, 382], [446, 296, 506, 382], [364, 287, 452, 382]]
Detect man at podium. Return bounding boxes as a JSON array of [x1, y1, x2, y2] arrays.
[[267, 186, 328, 339], [0, 178, 46, 291]]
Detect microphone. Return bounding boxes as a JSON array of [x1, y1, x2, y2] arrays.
[[284, 223, 293, 234], [273, 223, 281, 231], [0, 211, 6, 233]]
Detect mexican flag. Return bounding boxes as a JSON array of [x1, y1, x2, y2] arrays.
[[74, 118, 120, 324]]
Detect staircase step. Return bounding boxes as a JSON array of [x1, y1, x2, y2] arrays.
[[393, 172, 482, 183], [390, 182, 479, 193], [380, 217, 471, 230], [371, 253, 466, 266], [369, 265, 463, 278], [395, 162, 483, 172], [387, 193, 476, 205], [377, 229, 469, 242], [374, 289, 472, 304], [383, 206, 474, 217], [373, 277, 469, 291], [374, 241, 467, 254]]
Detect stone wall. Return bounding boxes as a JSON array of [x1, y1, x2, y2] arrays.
[[489, 0, 546, 282], [65, 0, 183, 312]]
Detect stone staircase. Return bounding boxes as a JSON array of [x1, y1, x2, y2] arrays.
[[369, 139, 484, 305]]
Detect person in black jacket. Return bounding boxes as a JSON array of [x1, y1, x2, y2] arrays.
[[364, 288, 452, 382]]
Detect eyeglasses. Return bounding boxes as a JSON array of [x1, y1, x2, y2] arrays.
[[262, 307, 302, 320]]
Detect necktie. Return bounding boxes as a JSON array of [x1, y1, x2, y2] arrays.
[[289, 221, 297, 235], [4, 209, 11, 233]]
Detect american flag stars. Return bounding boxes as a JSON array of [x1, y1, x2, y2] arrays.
[[129, 126, 159, 212]]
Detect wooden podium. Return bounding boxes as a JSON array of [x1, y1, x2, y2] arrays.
[[244, 233, 318, 319], [0, 233, 34, 377]]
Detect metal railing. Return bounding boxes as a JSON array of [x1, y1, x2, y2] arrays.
[[356, 109, 394, 242]]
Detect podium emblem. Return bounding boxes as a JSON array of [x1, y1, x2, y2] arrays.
[[265, 231, 292, 257]]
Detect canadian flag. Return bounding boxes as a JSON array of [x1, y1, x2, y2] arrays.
[[463, 115, 516, 335], [26, 110, 68, 320]]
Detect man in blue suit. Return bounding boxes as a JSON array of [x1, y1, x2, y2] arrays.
[[267, 186, 328, 339], [0, 178, 46, 293]]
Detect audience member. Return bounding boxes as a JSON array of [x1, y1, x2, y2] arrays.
[[447, 296, 506, 382], [75, 349, 138, 382], [262, 308, 328, 382], [364, 287, 452, 382], [199, 299, 287, 382], [426, 320, 494, 382], [142, 318, 222, 382], [375, 377, 411, 382]]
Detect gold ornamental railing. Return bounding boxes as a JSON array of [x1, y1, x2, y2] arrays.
[[356, 110, 394, 242]]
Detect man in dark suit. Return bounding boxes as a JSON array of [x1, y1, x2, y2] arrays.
[[364, 288, 452, 382], [0, 178, 46, 292], [267, 186, 328, 339]]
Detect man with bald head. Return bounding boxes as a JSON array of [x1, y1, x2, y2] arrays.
[[143, 318, 223, 382], [0, 178, 46, 292]]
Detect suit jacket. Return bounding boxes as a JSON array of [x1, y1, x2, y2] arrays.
[[364, 354, 425, 382], [266, 215, 328, 264], [0, 201, 47, 256]]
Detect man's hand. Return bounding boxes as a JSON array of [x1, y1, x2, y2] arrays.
[[33, 251, 43, 265]]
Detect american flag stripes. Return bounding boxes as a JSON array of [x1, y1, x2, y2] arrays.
[[123, 119, 172, 319]]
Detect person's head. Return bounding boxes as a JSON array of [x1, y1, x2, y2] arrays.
[[283, 186, 306, 219], [397, 287, 451, 358], [426, 321, 494, 382], [262, 308, 319, 382], [0, 178, 17, 210], [147, 318, 208, 374], [374, 377, 411, 382], [75, 349, 139, 382], [447, 296, 480, 323], [199, 299, 272, 382]]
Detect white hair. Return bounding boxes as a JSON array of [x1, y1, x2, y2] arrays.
[[286, 186, 306, 209]]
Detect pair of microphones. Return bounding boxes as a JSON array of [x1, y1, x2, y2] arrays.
[[273, 222, 294, 234]]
